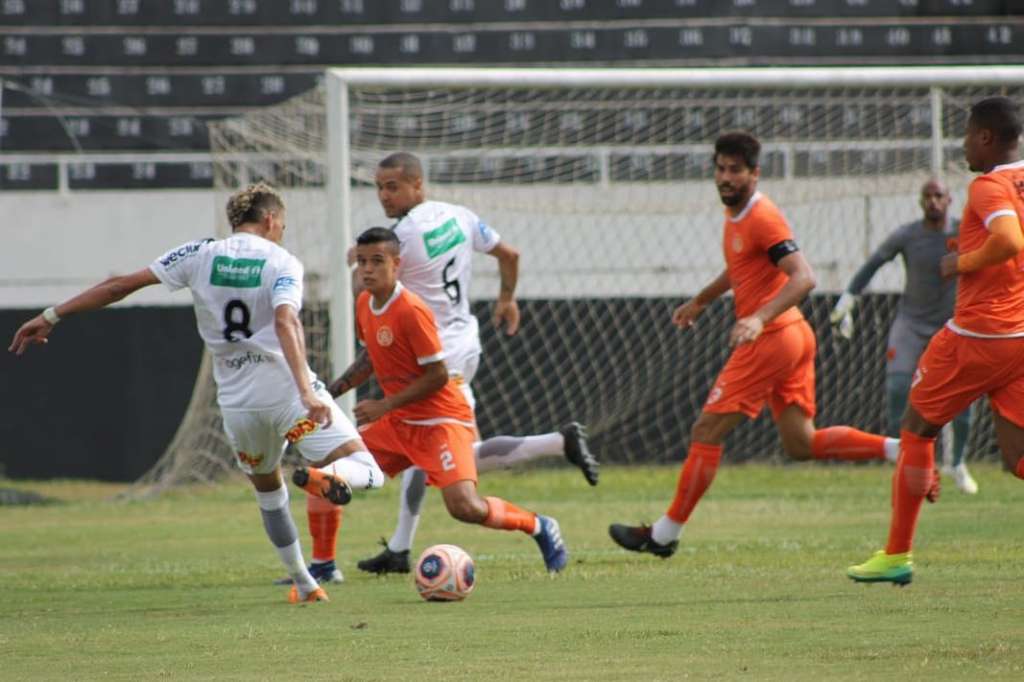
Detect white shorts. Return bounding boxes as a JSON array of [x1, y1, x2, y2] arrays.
[[221, 385, 361, 476], [446, 345, 480, 412]]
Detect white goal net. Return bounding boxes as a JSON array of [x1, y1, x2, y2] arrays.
[[137, 67, 1024, 491]]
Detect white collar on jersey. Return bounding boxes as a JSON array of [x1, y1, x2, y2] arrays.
[[990, 159, 1024, 174], [369, 281, 404, 316], [727, 191, 763, 223]]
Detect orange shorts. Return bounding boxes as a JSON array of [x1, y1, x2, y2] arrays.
[[704, 319, 817, 420], [358, 414, 477, 488], [910, 326, 1024, 427]]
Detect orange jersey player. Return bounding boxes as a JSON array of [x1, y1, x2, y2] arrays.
[[609, 131, 900, 559], [848, 96, 1024, 585], [322, 226, 568, 573]]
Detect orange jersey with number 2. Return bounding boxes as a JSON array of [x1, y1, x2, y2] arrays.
[[356, 283, 473, 424]]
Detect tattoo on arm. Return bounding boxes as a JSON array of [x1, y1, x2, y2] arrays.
[[329, 348, 374, 397]]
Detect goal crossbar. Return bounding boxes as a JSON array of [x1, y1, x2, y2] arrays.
[[327, 65, 1024, 90]]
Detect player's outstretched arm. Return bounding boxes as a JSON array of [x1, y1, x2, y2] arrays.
[[353, 360, 448, 425], [487, 242, 520, 336], [730, 252, 816, 347], [274, 303, 332, 427], [673, 269, 730, 329], [8, 268, 159, 355], [327, 348, 374, 398], [945, 214, 1024, 276], [831, 229, 903, 338]]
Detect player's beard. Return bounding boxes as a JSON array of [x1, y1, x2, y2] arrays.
[[717, 184, 749, 207]]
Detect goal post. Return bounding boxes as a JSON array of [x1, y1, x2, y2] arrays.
[[136, 65, 1024, 492]]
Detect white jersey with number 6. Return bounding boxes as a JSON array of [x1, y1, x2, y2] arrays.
[[149, 232, 316, 410], [391, 200, 501, 364]]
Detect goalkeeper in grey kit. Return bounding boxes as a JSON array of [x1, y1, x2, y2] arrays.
[[830, 178, 977, 494]]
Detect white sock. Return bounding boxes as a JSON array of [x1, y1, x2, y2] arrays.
[[474, 432, 565, 473], [883, 438, 900, 464], [651, 515, 684, 545], [255, 487, 317, 594], [388, 467, 425, 553], [321, 450, 384, 490], [278, 540, 318, 594]]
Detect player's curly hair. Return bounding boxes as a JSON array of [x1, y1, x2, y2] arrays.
[[714, 131, 761, 170], [226, 182, 285, 229]]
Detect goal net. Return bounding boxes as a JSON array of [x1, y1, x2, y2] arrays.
[[137, 67, 1024, 491]]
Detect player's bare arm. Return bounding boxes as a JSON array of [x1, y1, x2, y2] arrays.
[[328, 348, 374, 398], [730, 251, 816, 347], [8, 267, 159, 355], [941, 214, 1024, 277], [353, 359, 449, 424], [273, 304, 332, 428], [488, 241, 521, 335], [673, 270, 730, 329]]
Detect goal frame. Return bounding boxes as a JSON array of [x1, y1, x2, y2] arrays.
[[323, 64, 1024, 412]]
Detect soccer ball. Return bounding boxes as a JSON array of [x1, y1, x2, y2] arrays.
[[414, 544, 475, 602]]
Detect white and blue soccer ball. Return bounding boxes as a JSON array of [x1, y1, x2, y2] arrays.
[[415, 544, 476, 602]]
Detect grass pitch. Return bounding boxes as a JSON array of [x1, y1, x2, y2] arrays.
[[1, 462, 1022, 681]]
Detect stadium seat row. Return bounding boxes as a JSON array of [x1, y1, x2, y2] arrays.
[[0, 0, 1014, 26], [2, 21, 1021, 67]]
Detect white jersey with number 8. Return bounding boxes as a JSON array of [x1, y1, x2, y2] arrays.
[[391, 200, 501, 368], [149, 232, 317, 411]]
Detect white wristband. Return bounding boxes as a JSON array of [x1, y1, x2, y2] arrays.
[[42, 307, 61, 325]]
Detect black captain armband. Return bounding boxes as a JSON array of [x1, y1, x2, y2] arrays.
[[767, 240, 799, 265]]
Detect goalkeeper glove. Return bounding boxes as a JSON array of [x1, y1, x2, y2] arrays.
[[829, 291, 857, 340]]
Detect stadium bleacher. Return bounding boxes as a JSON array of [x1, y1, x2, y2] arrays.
[[1, 0, 1023, 190]]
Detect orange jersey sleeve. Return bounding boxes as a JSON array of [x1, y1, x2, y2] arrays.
[[402, 298, 446, 366], [750, 206, 795, 252], [968, 174, 1021, 230], [724, 194, 804, 332], [952, 166, 1024, 337]]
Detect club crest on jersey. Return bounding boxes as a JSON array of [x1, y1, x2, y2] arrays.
[[237, 451, 264, 468], [376, 326, 394, 347], [285, 418, 318, 444], [732, 235, 744, 253], [706, 385, 724, 404]]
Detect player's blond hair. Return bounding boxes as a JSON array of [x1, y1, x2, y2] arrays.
[[226, 182, 285, 229]]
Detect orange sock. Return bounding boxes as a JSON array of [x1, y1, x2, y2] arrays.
[[1015, 457, 1024, 480], [812, 426, 886, 461], [666, 442, 723, 524], [885, 430, 935, 555], [307, 493, 342, 563], [483, 496, 538, 534]]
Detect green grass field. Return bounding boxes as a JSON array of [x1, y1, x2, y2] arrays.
[[1, 462, 1021, 681]]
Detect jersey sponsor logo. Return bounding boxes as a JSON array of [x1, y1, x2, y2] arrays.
[[285, 418, 319, 444], [159, 238, 213, 268], [423, 218, 466, 259], [376, 326, 394, 347], [210, 256, 265, 288], [236, 451, 264, 469], [732, 235, 743, 253], [273, 275, 298, 292], [224, 351, 266, 370]]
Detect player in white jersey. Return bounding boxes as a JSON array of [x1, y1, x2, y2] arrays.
[[8, 183, 383, 604], [284, 152, 599, 580]]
